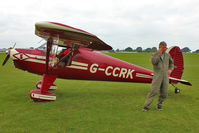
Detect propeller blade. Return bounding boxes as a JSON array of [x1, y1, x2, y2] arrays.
[[2, 43, 16, 66], [2, 54, 10, 66]]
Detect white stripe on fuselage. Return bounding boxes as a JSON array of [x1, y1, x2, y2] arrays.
[[10, 49, 89, 70], [67, 65, 88, 70], [72, 61, 88, 67], [136, 73, 152, 79]]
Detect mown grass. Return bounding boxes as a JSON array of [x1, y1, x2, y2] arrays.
[[0, 52, 198, 133]]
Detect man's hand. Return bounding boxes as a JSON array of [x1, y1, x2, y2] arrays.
[[158, 45, 167, 55], [158, 49, 163, 55], [168, 70, 172, 76]]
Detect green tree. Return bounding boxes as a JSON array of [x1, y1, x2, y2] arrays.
[[144, 48, 152, 53], [181, 47, 191, 53], [193, 49, 199, 53], [116, 49, 120, 52], [151, 47, 157, 52], [125, 47, 133, 52], [136, 47, 142, 52], [109, 49, 115, 53]]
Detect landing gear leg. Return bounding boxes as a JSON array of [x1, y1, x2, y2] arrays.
[[30, 74, 57, 101], [171, 83, 180, 94], [36, 80, 57, 90]]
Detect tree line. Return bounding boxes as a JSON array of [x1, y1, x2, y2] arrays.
[[109, 47, 199, 53]]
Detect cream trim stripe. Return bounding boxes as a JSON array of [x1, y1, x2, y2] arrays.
[[136, 73, 153, 79], [72, 61, 88, 67], [25, 59, 46, 64], [31, 93, 56, 100], [27, 54, 46, 59], [67, 65, 88, 70]]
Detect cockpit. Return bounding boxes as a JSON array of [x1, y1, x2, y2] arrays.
[[36, 40, 77, 68]]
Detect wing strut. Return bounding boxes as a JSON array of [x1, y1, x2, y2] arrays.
[[45, 37, 53, 74]]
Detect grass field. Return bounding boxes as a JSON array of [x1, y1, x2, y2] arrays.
[[0, 52, 199, 133]]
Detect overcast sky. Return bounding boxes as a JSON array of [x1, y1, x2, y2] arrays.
[[0, 0, 199, 51]]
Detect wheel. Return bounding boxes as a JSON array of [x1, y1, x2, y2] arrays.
[[175, 87, 180, 94]]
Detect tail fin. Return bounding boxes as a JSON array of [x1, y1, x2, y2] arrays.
[[166, 46, 191, 86], [166, 46, 184, 81]]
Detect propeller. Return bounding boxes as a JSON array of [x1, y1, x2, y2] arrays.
[[2, 54, 10, 66], [2, 43, 16, 66]]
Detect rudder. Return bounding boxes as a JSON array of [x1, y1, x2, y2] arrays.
[[166, 46, 184, 83]]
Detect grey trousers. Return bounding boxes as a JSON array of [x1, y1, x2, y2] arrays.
[[144, 78, 169, 108]]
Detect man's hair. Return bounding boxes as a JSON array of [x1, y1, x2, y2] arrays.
[[159, 41, 167, 47]]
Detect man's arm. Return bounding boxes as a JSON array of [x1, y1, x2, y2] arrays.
[[168, 55, 174, 70], [151, 53, 161, 65], [168, 55, 174, 76]]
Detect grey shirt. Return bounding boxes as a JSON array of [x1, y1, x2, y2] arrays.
[[151, 52, 174, 83]]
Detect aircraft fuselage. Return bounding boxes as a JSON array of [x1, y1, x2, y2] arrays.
[[9, 48, 153, 83]]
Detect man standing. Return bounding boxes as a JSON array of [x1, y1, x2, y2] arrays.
[[143, 41, 173, 111]]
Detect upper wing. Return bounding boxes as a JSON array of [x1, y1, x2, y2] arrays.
[[35, 22, 112, 50]]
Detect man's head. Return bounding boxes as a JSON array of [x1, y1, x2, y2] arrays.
[[159, 41, 167, 54]]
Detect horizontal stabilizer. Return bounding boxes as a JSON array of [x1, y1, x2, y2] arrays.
[[169, 77, 192, 86], [151, 73, 192, 86]]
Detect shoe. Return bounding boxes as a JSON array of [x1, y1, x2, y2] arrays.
[[142, 107, 150, 112], [157, 105, 163, 110]]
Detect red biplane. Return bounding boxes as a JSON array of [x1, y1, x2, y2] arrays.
[[2, 22, 192, 101]]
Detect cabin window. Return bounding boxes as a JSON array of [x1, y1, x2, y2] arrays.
[[37, 43, 47, 52], [55, 46, 72, 67]]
